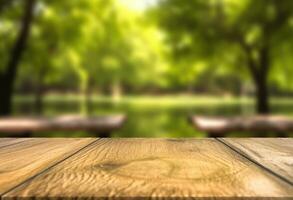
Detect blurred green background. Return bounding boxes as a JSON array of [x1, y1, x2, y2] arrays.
[[13, 95, 293, 137], [1, 0, 293, 137]]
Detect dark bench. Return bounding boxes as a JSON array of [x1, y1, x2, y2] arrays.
[[189, 115, 293, 137], [0, 115, 126, 137]]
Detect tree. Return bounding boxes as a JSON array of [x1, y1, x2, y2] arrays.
[[157, 0, 293, 114], [0, 0, 36, 115], [66, 0, 168, 113], [17, 0, 101, 114]]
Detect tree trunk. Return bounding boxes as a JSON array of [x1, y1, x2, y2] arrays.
[[85, 83, 92, 116], [0, 75, 13, 115], [255, 75, 270, 114], [243, 43, 271, 115], [0, 0, 36, 116], [34, 67, 49, 115], [255, 45, 270, 114], [35, 84, 44, 115]]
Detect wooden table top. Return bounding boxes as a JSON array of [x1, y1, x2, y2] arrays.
[[0, 138, 292, 199]]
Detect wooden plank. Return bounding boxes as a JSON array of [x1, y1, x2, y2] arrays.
[[4, 138, 293, 199], [0, 138, 30, 149], [0, 138, 96, 195], [220, 138, 293, 184], [0, 115, 126, 133], [189, 115, 293, 135]]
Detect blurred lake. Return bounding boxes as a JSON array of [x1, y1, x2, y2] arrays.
[[10, 95, 293, 138]]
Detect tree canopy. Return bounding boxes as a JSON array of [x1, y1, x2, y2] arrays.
[[0, 0, 293, 115], [157, 0, 293, 113]]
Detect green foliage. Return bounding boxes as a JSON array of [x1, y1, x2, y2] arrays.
[[14, 0, 169, 95], [1, 0, 293, 97], [157, 0, 293, 90]]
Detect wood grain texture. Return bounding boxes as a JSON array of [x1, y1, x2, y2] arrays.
[[4, 138, 293, 199], [0, 138, 30, 149], [0, 138, 96, 195], [221, 138, 293, 184]]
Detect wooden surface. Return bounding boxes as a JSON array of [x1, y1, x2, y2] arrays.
[[0, 138, 30, 149], [221, 138, 293, 184], [189, 115, 293, 135], [0, 115, 126, 133], [0, 138, 96, 194], [0, 138, 292, 200]]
